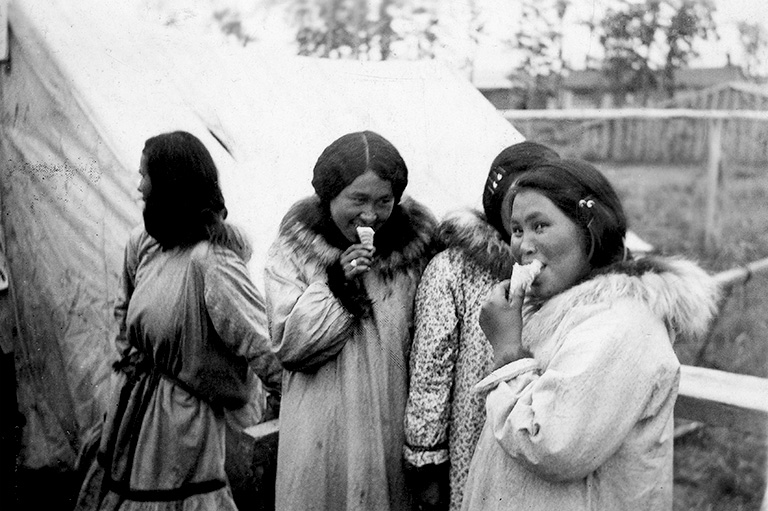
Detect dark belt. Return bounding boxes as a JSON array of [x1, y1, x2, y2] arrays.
[[97, 350, 227, 502]]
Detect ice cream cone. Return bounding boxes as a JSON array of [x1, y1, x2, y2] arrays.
[[356, 226, 375, 249], [510, 259, 543, 301]]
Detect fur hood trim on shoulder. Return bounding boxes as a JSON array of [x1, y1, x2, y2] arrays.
[[526, 256, 722, 346], [277, 195, 437, 278], [438, 209, 515, 279]]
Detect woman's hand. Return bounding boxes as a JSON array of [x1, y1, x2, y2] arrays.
[[480, 280, 526, 369], [341, 244, 375, 280]]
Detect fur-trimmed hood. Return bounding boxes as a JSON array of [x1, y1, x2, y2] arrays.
[[437, 208, 515, 280], [525, 256, 722, 347], [276, 194, 437, 279]]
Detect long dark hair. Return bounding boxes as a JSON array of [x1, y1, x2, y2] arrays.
[[511, 159, 627, 269], [141, 131, 250, 260]]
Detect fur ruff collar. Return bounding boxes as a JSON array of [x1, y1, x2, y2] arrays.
[[524, 256, 722, 346], [438, 209, 515, 280], [277, 195, 437, 279]]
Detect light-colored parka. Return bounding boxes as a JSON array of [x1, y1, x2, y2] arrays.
[[75, 227, 281, 511], [264, 195, 436, 511], [404, 209, 515, 511], [462, 256, 721, 511]]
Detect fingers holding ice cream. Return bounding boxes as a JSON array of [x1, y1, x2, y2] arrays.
[[341, 226, 376, 280]]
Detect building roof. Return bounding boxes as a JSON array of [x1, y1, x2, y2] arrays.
[[674, 66, 747, 89]]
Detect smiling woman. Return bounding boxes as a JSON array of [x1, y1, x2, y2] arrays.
[[466, 158, 722, 511], [263, 130, 438, 511]]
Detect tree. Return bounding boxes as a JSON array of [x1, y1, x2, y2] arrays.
[[287, 0, 440, 60], [737, 21, 768, 79], [508, 0, 571, 107], [661, 0, 718, 97], [598, 0, 716, 106], [511, 0, 570, 77]]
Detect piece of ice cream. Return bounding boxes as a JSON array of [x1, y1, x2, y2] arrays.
[[356, 226, 375, 249], [509, 259, 543, 300]]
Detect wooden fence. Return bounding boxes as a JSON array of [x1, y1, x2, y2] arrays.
[[502, 108, 768, 166], [504, 109, 768, 251]]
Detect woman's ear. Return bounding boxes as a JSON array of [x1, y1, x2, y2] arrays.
[[499, 187, 516, 237]]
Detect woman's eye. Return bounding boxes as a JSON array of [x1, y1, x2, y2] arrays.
[[510, 227, 523, 238], [534, 223, 547, 233]]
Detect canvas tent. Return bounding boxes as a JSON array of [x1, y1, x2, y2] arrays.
[[0, 0, 524, 471]]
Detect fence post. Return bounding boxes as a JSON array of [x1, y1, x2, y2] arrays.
[[704, 118, 723, 252]]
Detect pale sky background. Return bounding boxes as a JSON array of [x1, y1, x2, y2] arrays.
[[139, 0, 768, 84]]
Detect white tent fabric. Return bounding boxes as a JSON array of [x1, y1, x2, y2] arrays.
[[0, 0, 522, 469]]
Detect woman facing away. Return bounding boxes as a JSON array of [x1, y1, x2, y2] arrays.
[[462, 158, 721, 511], [75, 130, 282, 511], [403, 141, 559, 511], [264, 130, 437, 511]]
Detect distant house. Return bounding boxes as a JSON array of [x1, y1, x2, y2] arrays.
[[475, 71, 564, 110], [559, 65, 749, 109], [559, 70, 614, 109], [474, 71, 530, 110]]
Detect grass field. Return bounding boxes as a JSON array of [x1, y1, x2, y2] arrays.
[[600, 161, 768, 510]]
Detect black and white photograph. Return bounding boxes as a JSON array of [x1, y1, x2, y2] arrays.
[[0, 0, 766, 509]]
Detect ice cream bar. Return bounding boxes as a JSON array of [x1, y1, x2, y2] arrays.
[[509, 259, 543, 301], [356, 226, 375, 249]]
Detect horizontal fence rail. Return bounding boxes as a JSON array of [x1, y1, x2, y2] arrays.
[[676, 365, 768, 437], [714, 257, 768, 288], [501, 108, 768, 167]]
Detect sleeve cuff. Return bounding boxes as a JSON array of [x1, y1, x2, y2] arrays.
[[473, 358, 539, 394], [403, 445, 450, 467]]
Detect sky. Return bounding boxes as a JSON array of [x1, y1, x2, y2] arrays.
[[139, 0, 768, 84]]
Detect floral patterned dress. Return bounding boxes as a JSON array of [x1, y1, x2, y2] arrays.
[[404, 209, 515, 511]]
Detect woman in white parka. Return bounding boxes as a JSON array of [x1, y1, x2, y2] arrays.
[[264, 131, 437, 511], [462, 159, 721, 511]]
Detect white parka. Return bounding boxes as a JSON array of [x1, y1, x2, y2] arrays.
[[462, 256, 720, 511], [264, 195, 436, 511]]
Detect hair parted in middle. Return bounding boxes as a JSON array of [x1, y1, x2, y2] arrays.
[[510, 158, 628, 269], [311, 130, 408, 203], [142, 130, 250, 259]]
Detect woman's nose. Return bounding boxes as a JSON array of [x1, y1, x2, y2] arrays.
[[359, 206, 377, 223], [520, 233, 536, 254]]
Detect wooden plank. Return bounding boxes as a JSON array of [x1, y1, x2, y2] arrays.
[[704, 118, 723, 251], [676, 365, 768, 437], [244, 418, 279, 441], [714, 257, 768, 288], [227, 419, 279, 511]]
